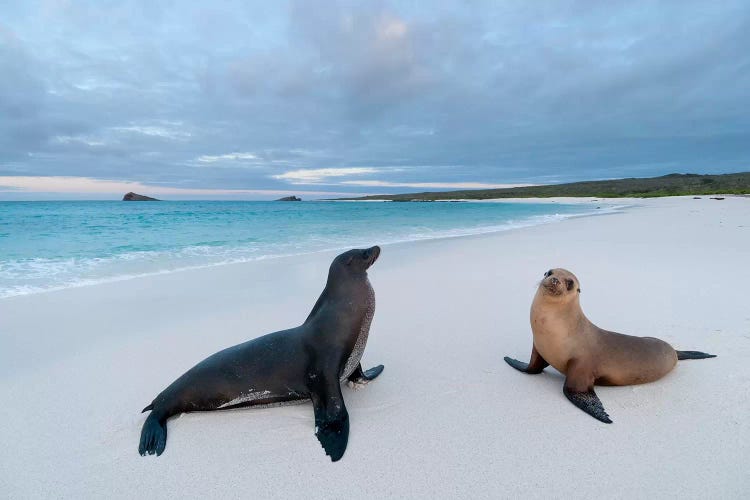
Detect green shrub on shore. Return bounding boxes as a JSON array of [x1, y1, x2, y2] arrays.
[[337, 172, 750, 201]]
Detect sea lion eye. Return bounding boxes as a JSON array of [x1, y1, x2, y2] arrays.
[[544, 269, 553, 278], [566, 279, 575, 291]]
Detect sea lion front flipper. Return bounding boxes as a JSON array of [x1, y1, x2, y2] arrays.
[[347, 363, 384, 390], [310, 373, 350, 462], [563, 359, 612, 423], [504, 345, 549, 374], [563, 386, 612, 424]]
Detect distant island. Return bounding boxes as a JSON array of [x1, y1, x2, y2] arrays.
[[123, 192, 160, 201], [276, 195, 302, 201], [337, 172, 750, 201]]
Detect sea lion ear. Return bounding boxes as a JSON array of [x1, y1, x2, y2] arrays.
[[577, 288, 581, 293], [345, 255, 354, 266]]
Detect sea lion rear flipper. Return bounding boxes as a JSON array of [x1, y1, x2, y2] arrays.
[[346, 363, 384, 384], [310, 373, 350, 462], [361, 364, 384, 380], [504, 345, 549, 374], [139, 412, 168, 456], [676, 350, 716, 360]]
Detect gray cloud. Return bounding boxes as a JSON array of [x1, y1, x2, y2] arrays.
[[1, 0, 748, 198]]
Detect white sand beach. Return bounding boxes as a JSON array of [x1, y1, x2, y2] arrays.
[[1, 196, 748, 499]]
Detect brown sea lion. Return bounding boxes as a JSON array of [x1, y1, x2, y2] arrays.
[[504, 268, 715, 423]]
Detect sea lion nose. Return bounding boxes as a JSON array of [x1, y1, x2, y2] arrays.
[[365, 245, 381, 264], [550, 277, 560, 285]]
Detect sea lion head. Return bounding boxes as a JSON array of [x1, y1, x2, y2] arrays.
[[538, 268, 580, 301], [329, 246, 381, 278]]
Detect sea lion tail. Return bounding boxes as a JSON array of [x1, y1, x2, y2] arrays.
[[676, 350, 716, 360], [139, 412, 167, 456], [141, 403, 154, 413]]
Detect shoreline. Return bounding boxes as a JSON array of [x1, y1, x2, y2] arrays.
[[5, 193, 738, 300], [1, 195, 748, 498], [0, 198, 623, 300]]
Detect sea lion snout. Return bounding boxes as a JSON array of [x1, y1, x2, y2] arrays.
[[541, 276, 563, 296], [539, 268, 579, 296], [365, 246, 381, 267], [332, 246, 382, 273]]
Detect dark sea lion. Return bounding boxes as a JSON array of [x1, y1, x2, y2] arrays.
[[139, 246, 384, 461], [504, 268, 715, 423]]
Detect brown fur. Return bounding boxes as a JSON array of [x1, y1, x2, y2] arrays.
[[531, 268, 678, 387], [506, 268, 713, 423]]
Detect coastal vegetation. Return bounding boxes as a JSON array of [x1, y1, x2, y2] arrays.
[[339, 172, 750, 201]]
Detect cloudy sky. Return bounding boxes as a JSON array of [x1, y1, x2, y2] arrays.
[[1, 0, 748, 199]]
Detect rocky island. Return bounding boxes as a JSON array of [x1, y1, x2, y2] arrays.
[[276, 195, 301, 201], [123, 192, 160, 201]]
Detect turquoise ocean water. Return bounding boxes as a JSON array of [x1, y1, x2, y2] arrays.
[[0, 200, 611, 298]]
